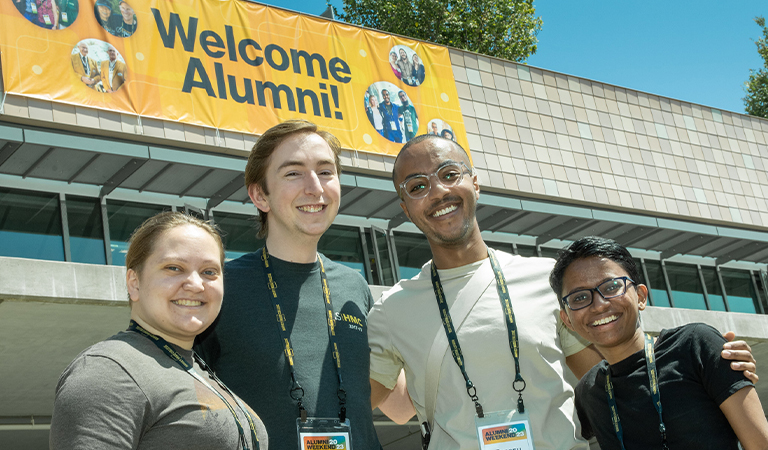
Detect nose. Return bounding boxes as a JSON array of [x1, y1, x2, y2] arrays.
[[589, 290, 611, 311], [184, 271, 205, 291], [304, 171, 323, 196]]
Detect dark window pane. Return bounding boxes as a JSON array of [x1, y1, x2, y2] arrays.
[[372, 228, 395, 286], [487, 241, 516, 256], [67, 196, 106, 264], [666, 263, 707, 310], [107, 200, 167, 266], [319, 225, 365, 277], [644, 260, 670, 307], [213, 211, 263, 262], [633, 258, 646, 285], [700, 266, 726, 312], [0, 188, 64, 261], [516, 244, 537, 257], [539, 246, 560, 259], [721, 269, 758, 314], [393, 231, 432, 280]]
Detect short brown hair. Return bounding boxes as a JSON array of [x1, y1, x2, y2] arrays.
[[125, 212, 224, 301], [244, 119, 342, 238]]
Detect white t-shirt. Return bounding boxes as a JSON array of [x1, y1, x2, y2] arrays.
[[368, 251, 590, 450]]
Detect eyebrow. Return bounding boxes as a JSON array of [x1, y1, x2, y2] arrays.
[[565, 276, 621, 295], [277, 159, 336, 171], [402, 160, 462, 182]]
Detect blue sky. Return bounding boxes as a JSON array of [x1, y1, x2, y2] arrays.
[[255, 0, 766, 114]]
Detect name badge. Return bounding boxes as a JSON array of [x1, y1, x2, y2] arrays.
[[30, 2, 37, 13], [298, 418, 352, 450], [389, 120, 396, 129], [61, 12, 68, 21], [42, 14, 51, 25], [475, 410, 535, 450]]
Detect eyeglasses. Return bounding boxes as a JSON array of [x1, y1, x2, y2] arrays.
[[399, 162, 474, 200], [562, 276, 636, 311]]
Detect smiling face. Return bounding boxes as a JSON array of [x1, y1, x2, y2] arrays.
[[390, 52, 397, 64], [107, 47, 117, 61], [127, 224, 223, 349], [248, 132, 341, 249], [559, 256, 648, 364], [119, 1, 134, 23], [97, 4, 111, 21], [398, 91, 408, 104], [382, 89, 391, 105], [395, 139, 480, 249], [368, 96, 377, 108], [399, 49, 407, 61]]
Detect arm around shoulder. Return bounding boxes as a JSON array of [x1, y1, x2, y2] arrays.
[[50, 355, 147, 449], [719, 386, 768, 450]]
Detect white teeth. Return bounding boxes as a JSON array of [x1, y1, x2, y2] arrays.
[[299, 205, 323, 213], [432, 205, 457, 217], [592, 315, 618, 327], [173, 300, 202, 307]]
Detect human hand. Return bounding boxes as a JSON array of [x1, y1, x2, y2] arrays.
[[722, 331, 758, 384]]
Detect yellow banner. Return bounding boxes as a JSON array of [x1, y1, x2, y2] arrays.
[[0, 0, 467, 155]]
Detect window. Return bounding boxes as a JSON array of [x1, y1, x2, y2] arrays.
[[213, 211, 264, 262], [665, 263, 707, 310], [107, 200, 167, 265], [393, 231, 431, 280], [318, 225, 366, 276], [700, 266, 726, 312], [0, 188, 64, 261], [67, 196, 106, 264], [643, 260, 670, 307], [720, 269, 759, 314]]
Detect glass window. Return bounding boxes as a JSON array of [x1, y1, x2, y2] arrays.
[[665, 263, 707, 310], [700, 266, 726, 312], [516, 244, 537, 257], [67, 196, 106, 265], [632, 258, 646, 285], [487, 241, 516, 256], [393, 231, 432, 280], [213, 211, 264, 262], [107, 200, 167, 265], [0, 188, 64, 261], [371, 227, 395, 286], [720, 269, 759, 314], [643, 260, 670, 307], [319, 225, 366, 277], [539, 246, 561, 259]]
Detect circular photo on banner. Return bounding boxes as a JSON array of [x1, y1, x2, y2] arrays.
[[94, 0, 137, 37], [71, 39, 128, 92], [14, 0, 79, 29], [427, 119, 456, 141], [365, 82, 420, 144], [388, 45, 426, 87]]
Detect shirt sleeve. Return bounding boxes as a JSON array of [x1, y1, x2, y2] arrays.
[[557, 310, 590, 357], [689, 323, 753, 405], [50, 354, 147, 449], [367, 297, 404, 389]]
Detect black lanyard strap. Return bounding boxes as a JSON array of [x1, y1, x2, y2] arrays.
[[605, 332, 667, 450], [261, 247, 347, 422], [430, 249, 526, 418], [128, 321, 259, 450]]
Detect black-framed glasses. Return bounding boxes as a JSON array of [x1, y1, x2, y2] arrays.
[[562, 276, 636, 311], [398, 162, 474, 200]]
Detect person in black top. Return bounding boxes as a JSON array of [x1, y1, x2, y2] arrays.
[[550, 236, 768, 450]]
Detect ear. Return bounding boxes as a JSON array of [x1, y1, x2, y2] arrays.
[[560, 308, 575, 331], [248, 184, 270, 213], [636, 284, 649, 311], [126, 268, 140, 303], [399, 200, 412, 222], [472, 171, 480, 200]]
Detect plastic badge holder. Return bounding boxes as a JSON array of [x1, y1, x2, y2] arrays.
[[297, 417, 352, 450], [475, 409, 535, 450]]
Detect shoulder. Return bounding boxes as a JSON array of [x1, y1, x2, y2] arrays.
[[659, 322, 724, 347], [576, 360, 607, 395]]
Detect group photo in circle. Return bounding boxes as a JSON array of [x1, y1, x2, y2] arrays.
[[365, 82, 419, 144], [71, 39, 127, 93], [387, 45, 426, 87], [426, 119, 455, 141], [14, 0, 79, 29], [94, 0, 137, 37]]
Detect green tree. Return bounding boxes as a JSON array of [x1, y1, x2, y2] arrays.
[[744, 16, 768, 118], [332, 0, 542, 62]]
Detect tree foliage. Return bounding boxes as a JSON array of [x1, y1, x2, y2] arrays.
[[744, 16, 768, 118], [332, 0, 542, 62]]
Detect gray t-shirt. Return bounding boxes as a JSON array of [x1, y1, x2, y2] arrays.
[[195, 251, 381, 450], [51, 330, 268, 449]]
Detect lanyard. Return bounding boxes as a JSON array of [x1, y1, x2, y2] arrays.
[[128, 321, 259, 450], [605, 333, 667, 450], [261, 247, 347, 423], [430, 248, 527, 418]]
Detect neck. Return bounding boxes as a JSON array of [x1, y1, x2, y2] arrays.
[[601, 327, 647, 365], [125, 17, 134, 24], [430, 225, 488, 270], [130, 315, 193, 350], [265, 233, 319, 264]]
